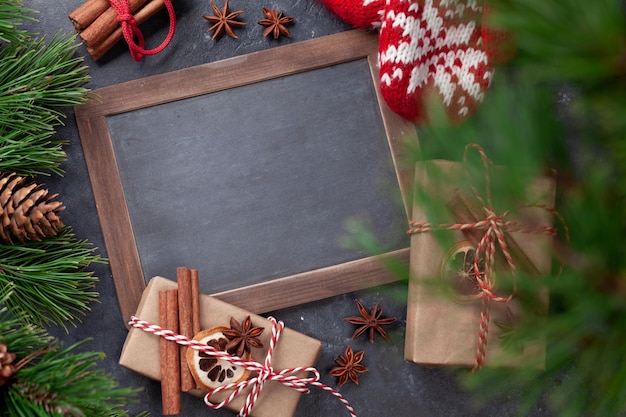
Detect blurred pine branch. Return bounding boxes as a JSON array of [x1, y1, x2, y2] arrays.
[[429, 1, 626, 416], [350, 0, 626, 415]]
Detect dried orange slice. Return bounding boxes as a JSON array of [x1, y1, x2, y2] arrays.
[[187, 326, 251, 391], [440, 240, 486, 302]]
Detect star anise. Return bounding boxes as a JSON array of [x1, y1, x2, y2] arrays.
[[257, 7, 294, 39], [329, 346, 368, 386], [222, 316, 264, 357], [203, 0, 246, 40], [344, 299, 398, 343]]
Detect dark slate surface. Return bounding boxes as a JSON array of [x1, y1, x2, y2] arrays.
[[21, 1, 554, 416]]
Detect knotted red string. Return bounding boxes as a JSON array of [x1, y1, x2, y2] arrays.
[[407, 143, 568, 371], [128, 316, 358, 417], [108, 0, 176, 61]]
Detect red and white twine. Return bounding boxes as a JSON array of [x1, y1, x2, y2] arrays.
[[407, 144, 569, 371], [128, 316, 357, 417]]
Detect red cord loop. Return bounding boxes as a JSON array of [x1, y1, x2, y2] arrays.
[[116, 13, 136, 24], [108, 0, 176, 61]]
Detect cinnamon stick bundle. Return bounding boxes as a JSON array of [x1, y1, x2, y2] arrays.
[[159, 289, 181, 415], [79, 0, 150, 48], [68, 0, 167, 60], [87, 0, 168, 60]]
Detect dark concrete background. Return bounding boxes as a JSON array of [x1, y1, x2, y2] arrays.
[[20, 1, 553, 416]]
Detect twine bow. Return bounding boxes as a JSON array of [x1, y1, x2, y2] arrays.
[[108, 0, 176, 61], [407, 143, 568, 371], [128, 316, 357, 417]]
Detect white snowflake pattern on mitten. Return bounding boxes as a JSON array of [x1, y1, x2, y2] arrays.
[[378, 0, 492, 122], [321, 0, 505, 124]]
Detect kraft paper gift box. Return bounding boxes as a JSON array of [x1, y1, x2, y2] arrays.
[[120, 276, 323, 417], [404, 159, 556, 368]]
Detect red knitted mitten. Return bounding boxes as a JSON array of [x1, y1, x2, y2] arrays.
[[320, 0, 384, 28], [379, 0, 494, 122], [322, 0, 505, 124]]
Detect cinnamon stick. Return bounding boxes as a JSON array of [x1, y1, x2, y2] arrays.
[[447, 191, 540, 276], [79, 0, 150, 48], [190, 269, 201, 336], [190, 269, 201, 391], [177, 267, 195, 392], [159, 289, 181, 415], [85, 0, 166, 60], [68, 0, 110, 32]]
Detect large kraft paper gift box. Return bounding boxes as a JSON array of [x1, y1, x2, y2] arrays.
[[120, 276, 322, 417], [404, 158, 556, 368]]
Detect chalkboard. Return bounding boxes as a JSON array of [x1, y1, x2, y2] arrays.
[[75, 30, 417, 322]]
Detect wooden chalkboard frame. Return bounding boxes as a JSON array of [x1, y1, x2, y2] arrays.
[[75, 29, 417, 322]]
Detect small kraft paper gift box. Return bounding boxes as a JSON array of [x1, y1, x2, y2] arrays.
[[120, 275, 323, 417], [404, 145, 557, 370]]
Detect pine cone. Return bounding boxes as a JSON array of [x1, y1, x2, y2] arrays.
[[0, 342, 16, 386], [0, 172, 65, 244]]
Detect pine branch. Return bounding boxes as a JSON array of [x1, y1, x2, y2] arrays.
[[411, 2, 626, 414], [485, 0, 626, 197], [0, 227, 105, 329], [420, 73, 626, 416], [6, 342, 140, 417], [486, 0, 626, 86], [0, 2, 90, 177], [0, 4, 144, 415], [0, 0, 36, 45], [0, 128, 67, 176], [0, 290, 143, 417], [0, 285, 51, 355]]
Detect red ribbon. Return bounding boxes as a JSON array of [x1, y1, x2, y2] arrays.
[[108, 0, 176, 61], [407, 144, 568, 371], [129, 316, 358, 417]]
